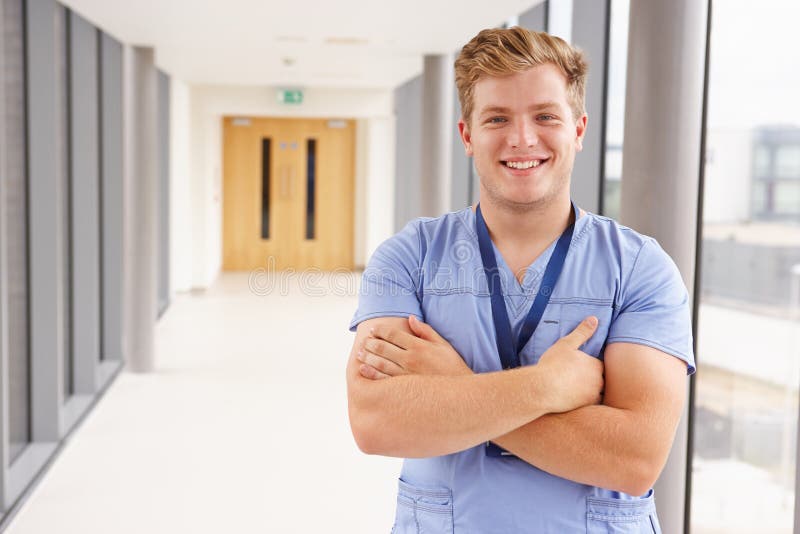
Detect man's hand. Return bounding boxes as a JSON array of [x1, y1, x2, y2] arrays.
[[356, 315, 473, 379], [357, 313, 603, 416], [535, 316, 605, 414]]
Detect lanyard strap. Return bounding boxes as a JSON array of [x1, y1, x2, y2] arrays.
[[475, 201, 578, 370]]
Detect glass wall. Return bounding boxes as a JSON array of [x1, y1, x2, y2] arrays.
[[1, 0, 126, 518], [601, 0, 629, 219], [690, 1, 800, 532]]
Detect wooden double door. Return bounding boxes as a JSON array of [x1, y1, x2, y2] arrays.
[[223, 117, 355, 271]]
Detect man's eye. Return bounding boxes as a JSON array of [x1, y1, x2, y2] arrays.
[[538, 114, 555, 121], [488, 117, 507, 124]]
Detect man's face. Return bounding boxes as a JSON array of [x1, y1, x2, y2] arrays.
[[459, 63, 587, 212]]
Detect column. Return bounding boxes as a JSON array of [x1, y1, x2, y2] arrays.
[[420, 54, 453, 217], [124, 46, 159, 372], [620, 1, 709, 532]]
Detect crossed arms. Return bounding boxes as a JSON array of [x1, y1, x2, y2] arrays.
[[345, 314, 688, 496]]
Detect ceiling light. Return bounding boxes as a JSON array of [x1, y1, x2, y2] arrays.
[[324, 36, 368, 46], [276, 35, 308, 43]]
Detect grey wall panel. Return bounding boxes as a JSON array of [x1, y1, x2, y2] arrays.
[[3, 0, 31, 466], [157, 70, 170, 317], [100, 32, 123, 362], [68, 11, 100, 393], [0, 0, 11, 503], [55, 4, 71, 401], [570, 0, 609, 214], [393, 75, 422, 231], [450, 83, 471, 210], [519, 1, 548, 31], [26, 0, 64, 441]]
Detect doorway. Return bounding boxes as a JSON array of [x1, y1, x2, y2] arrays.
[[222, 116, 355, 271]]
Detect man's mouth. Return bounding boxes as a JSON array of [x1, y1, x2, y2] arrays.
[[501, 159, 546, 169]]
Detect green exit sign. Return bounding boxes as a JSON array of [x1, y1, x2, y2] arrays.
[[278, 89, 303, 104]]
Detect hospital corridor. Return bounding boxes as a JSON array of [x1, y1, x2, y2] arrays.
[[4, 273, 402, 533], [1, 0, 799, 532]]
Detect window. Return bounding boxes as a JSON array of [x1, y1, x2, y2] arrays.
[[691, 2, 800, 532], [601, 0, 630, 219]]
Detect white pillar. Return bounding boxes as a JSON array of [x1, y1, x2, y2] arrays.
[[124, 46, 159, 372], [420, 54, 453, 217], [620, 1, 709, 532]]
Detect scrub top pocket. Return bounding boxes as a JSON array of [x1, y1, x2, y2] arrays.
[[527, 302, 563, 364], [558, 301, 614, 359], [586, 490, 661, 534], [391, 478, 454, 534]]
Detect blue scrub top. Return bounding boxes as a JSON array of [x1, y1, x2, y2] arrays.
[[350, 207, 695, 534]]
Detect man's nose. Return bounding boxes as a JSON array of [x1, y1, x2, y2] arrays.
[[508, 119, 538, 148]]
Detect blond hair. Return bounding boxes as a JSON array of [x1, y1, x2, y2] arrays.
[[454, 27, 588, 124]]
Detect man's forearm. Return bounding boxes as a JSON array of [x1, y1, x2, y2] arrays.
[[348, 366, 552, 458], [492, 405, 664, 495]]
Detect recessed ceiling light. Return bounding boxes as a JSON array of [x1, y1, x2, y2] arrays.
[[324, 36, 369, 46], [316, 71, 361, 79], [276, 35, 307, 43]]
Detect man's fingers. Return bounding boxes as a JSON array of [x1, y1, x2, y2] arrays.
[[363, 337, 404, 363], [559, 316, 598, 349], [370, 324, 415, 349], [357, 349, 405, 376], [408, 315, 443, 343], [358, 363, 391, 380]]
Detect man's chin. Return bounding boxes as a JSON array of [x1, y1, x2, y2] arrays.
[[494, 195, 550, 213]]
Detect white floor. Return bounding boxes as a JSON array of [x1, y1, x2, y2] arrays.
[[7, 272, 800, 533], [6, 273, 401, 534]]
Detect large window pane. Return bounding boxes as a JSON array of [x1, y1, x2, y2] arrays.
[[4, 0, 31, 464], [691, 1, 800, 532], [775, 146, 800, 179], [601, 0, 629, 219]]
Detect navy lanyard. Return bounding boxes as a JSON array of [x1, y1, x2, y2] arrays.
[[475, 201, 578, 371], [476, 202, 578, 458]]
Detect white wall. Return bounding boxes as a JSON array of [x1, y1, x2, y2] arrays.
[[172, 85, 395, 289], [547, 0, 573, 43], [169, 78, 192, 293], [362, 117, 396, 265]]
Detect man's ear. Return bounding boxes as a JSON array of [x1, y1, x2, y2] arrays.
[[575, 114, 588, 152], [458, 119, 473, 156]]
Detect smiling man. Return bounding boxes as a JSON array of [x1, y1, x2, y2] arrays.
[[346, 27, 695, 533]]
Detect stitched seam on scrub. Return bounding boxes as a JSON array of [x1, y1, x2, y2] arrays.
[[587, 513, 649, 522], [353, 311, 422, 323], [549, 297, 614, 306], [604, 336, 691, 362], [397, 496, 452, 514]]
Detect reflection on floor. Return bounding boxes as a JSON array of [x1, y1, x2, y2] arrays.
[[5, 273, 401, 534]]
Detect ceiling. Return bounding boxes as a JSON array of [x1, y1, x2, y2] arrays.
[[59, 0, 541, 89]]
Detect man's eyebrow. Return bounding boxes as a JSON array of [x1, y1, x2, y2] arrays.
[[477, 102, 563, 117], [477, 106, 511, 117], [529, 101, 561, 111]]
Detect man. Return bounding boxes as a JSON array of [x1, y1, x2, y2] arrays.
[[346, 27, 695, 533]]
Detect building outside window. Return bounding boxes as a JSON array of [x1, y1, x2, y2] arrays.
[[691, 1, 800, 533]]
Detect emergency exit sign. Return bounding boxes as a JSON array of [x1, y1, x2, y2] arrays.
[[278, 89, 303, 104]]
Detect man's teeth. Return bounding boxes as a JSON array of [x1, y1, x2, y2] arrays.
[[505, 160, 542, 169]]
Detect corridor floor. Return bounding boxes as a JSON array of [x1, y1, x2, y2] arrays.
[[6, 272, 401, 534]]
